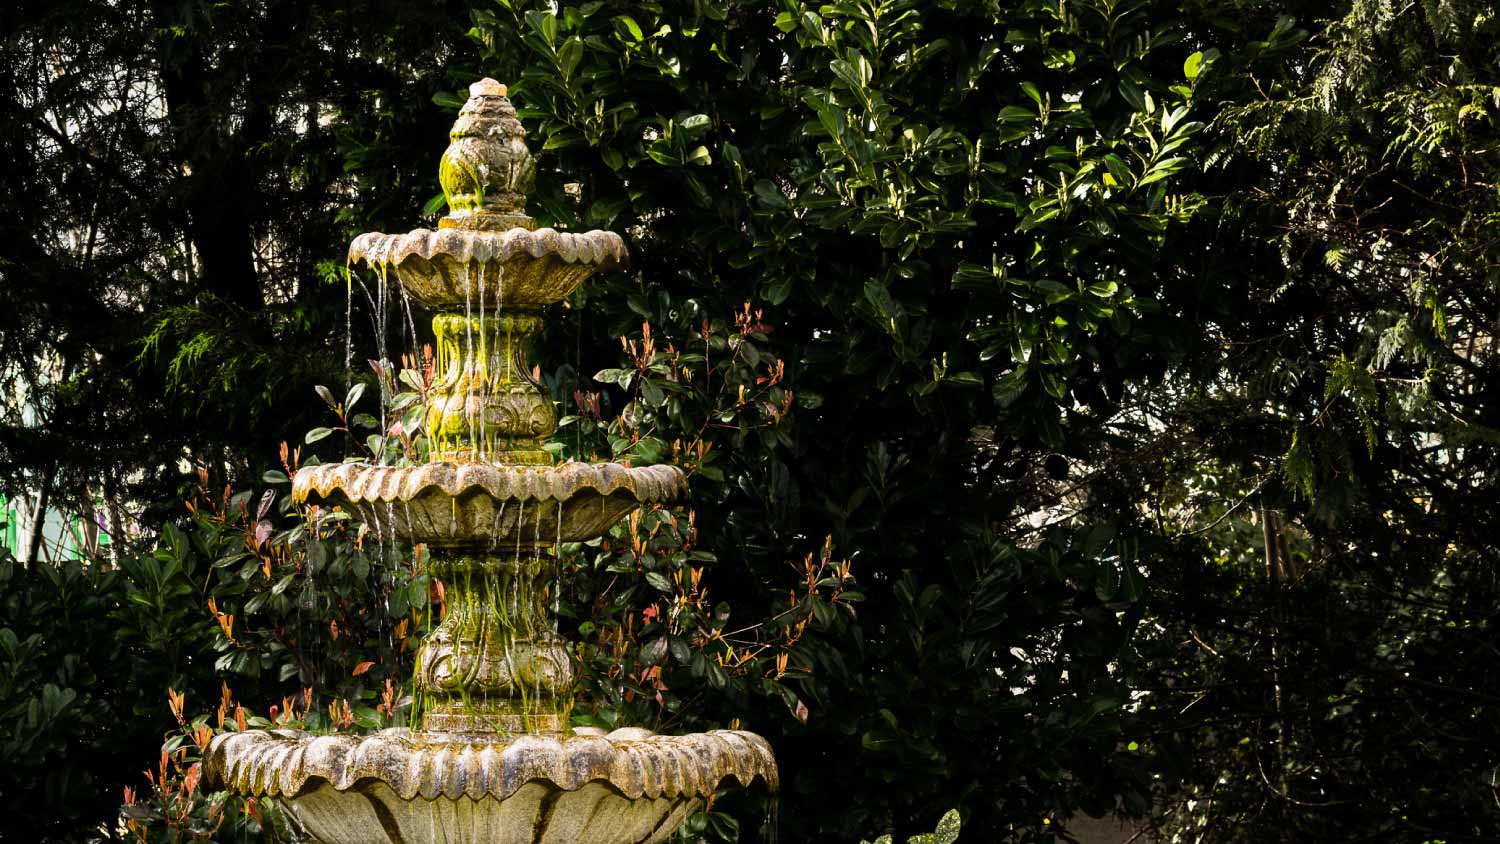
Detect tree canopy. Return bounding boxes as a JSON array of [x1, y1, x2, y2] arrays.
[[0, 1, 1497, 843]]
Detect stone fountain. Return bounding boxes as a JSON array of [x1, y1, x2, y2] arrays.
[[204, 79, 777, 844]]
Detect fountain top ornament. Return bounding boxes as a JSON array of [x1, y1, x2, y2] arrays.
[[204, 79, 776, 844], [346, 77, 627, 309]]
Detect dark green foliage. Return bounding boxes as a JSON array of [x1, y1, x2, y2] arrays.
[[463, 0, 1212, 838], [0, 475, 434, 841], [0, 0, 476, 526], [5, 0, 1214, 840], [5, 1, 1500, 843], [0, 540, 214, 841], [1099, 1, 1500, 841]]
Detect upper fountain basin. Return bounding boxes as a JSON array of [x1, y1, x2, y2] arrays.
[[349, 227, 627, 310], [294, 460, 685, 549]]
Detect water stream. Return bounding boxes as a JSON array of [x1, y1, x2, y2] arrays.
[[477, 262, 488, 461], [343, 263, 354, 396], [462, 261, 475, 461]]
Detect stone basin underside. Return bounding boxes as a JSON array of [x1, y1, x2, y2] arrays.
[[205, 727, 776, 844], [348, 227, 628, 309], [294, 461, 685, 547], [286, 781, 697, 844]]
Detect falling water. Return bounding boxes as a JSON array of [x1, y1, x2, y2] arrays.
[[375, 264, 393, 461], [369, 504, 387, 568], [477, 263, 488, 462], [508, 496, 527, 722], [394, 277, 423, 464], [390, 511, 401, 569], [463, 261, 475, 462], [376, 263, 389, 369], [531, 502, 545, 717], [553, 505, 563, 634], [501, 262, 513, 464], [531, 500, 545, 588], [575, 301, 583, 458], [489, 500, 508, 551], [512, 498, 525, 578], [343, 263, 354, 394], [356, 276, 387, 461], [510, 497, 526, 646], [393, 265, 420, 361], [408, 527, 429, 732]]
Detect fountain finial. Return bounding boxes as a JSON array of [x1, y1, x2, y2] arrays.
[[439, 78, 536, 230], [470, 78, 507, 97]]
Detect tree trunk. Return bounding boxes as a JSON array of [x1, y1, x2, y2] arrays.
[[23, 462, 55, 569], [151, 0, 273, 315], [105, 474, 127, 565], [76, 486, 100, 563]]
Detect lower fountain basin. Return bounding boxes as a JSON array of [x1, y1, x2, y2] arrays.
[[294, 461, 685, 548], [205, 727, 776, 844], [285, 780, 696, 844]]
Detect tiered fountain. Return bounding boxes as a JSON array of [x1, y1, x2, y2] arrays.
[[204, 79, 776, 844]]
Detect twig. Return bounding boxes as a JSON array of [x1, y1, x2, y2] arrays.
[[1182, 474, 1272, 536]]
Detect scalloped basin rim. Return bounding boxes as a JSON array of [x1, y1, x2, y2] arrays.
[[250, 771, 772, 803], [348, 227, 627, 268], [204, 727, 778, 802], [293, 461, 686, 507]]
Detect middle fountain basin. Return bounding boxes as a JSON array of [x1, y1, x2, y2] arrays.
[[294, 461, 685, 547]]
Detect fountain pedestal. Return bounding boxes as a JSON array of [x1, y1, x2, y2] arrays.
[[414, 550, 572, 734], [427, 311, 555, 465], [204, 78, 776, 844]]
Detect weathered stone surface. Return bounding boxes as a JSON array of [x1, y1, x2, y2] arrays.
[[283, 781, 698, 844], [348, 227, 627, 309], [293, 461, 685, 549], [425, 311, 556, 465], [203, 726, 777, 807], [438, 77, 534, 229], [411, 552, 574, 733]]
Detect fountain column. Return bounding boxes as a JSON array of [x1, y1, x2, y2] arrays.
[[414, 548, 571, 734], [428, 311, 555, 465]]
